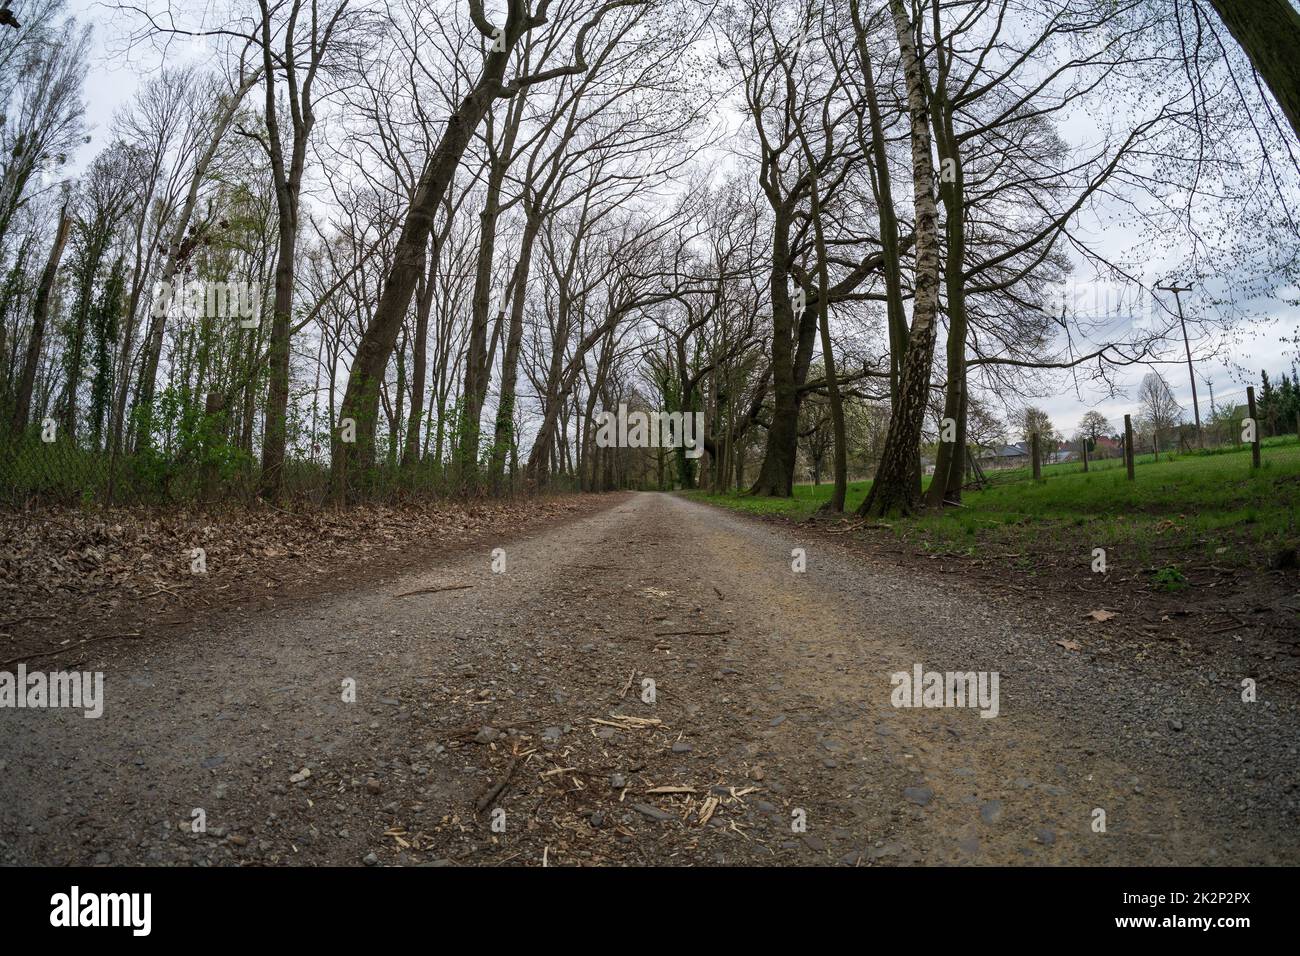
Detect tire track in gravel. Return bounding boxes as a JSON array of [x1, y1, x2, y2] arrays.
[[2, 492, 1294, 865]]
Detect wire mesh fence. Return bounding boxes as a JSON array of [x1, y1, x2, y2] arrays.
[[0, 430, 468, 508], [966, 388, 1300, 490]]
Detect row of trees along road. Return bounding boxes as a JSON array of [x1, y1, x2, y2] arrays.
[[0, 0, 1296, 508]]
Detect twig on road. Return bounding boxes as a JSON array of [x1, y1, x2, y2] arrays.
[[1, 632, 142, 667], [475, 757, 519, 814], [394, 584, 474, 598]]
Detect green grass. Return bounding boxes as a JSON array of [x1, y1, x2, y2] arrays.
[[682, 436, 1300, 569]]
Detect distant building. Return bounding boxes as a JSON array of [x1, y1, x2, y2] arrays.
[[1092, 435, 1123, 459], [1048, 440, 1077, 464], [974, 440, 1078, 469], [976, 443, 1029, 469]]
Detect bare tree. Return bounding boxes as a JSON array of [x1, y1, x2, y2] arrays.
[[857, 0, 942, 517], [0, 11, 89, 252], [332, 0, 648, 500], [1018, 405, 1058, 446], [1077, 409, 1112, 445], [9, 198, 69, 430], [1137, 369, 1182, 456]]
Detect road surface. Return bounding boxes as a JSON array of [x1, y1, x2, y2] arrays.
[[2, 492, 1295, 865]]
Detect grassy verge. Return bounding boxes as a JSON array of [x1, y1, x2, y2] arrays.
[[682, 436, 1300, 573]]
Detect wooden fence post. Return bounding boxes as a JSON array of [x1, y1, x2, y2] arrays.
[[1247, 385, 1261, 470], [1124, 414, 1135, 481]]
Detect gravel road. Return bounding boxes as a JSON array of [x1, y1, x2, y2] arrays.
[[2, 492, 1295, 866]]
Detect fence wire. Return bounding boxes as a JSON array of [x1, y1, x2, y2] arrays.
[[0, 431, 470, 508], [967, 391, 1300, 490]]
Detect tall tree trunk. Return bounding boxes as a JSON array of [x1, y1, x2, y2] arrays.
[[578, 326, 616, 491], [488, 210, 542, 493], [851, 0, 908, 407], [1208, 0, 1300, 142], [11, 204, 71, 433], [0, 239, 32, 409], [523, 285, 570, 488], [814, 315, 846, 511], [260, 207, 297, 496], [858, 0, 942, 518], [799, 138, 846, 512], [402, 238, 438, 467], [459, 97, 526, 478], [57, 230, 109, 441], [926, 262, 969, 506], [750, 211, 809, 496], [924, 37, 969, 509]]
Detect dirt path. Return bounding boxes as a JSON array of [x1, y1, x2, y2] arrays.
[[3, 492, 1296, 866]]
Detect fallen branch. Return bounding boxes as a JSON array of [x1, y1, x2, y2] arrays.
[[394, 584, 474, 598], [1, 633, 143, 667], [589, 716, 663, 730], [0, 614, 57, 628], [475, 757, 519, 814], [440, 718, 541, 739]]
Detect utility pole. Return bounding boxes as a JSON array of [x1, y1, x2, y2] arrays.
[[1157, 284, 1202, 448]]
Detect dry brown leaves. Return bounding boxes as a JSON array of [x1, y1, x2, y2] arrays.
[[0, 496, 590, 659]]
